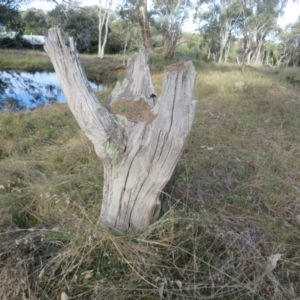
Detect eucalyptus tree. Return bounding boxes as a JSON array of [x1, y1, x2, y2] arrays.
[[196, 0, 243, 63], [138, 0, 153, 52], [263, 40, 278, 66], [98, 0, 111, 58], [46, 1, 83, 28], [47, 4, 67, 27], [41, 0, 81, 20], [0, 0, 24, 32], [199, 20, 220, 61], [238, 0, 288, 67], [0, 0, 31, 8], [277, 20, 300, 67], [119, 0, 154, 53], [47, 5, 99, 53], [65, 5, 99, 53], [152, 0, 193, 59], [22, 8, 48, 35], [215, 0, 242, 63], [288, 20, 300, 67], [116, 1, 138, 60], [107, 17, 144, 62]]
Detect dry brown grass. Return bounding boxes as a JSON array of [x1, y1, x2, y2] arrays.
[[1, 63, 300, 299]]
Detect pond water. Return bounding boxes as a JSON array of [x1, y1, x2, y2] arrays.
[[0, 71, 106, 111]]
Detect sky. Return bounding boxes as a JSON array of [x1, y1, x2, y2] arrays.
[[20, 0, 300, 31], [278, 0, 300, 27]]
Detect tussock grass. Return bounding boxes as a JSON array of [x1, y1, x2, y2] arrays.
[[0, 49, 53, 71], [1, 63, 300, 299]]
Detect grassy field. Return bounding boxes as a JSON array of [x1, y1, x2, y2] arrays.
[[1, 51, 300, 299], [0, 49, 126, 84]]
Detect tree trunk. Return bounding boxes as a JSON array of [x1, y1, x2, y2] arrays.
[[207, 47, 211, 60], [98, 0, 111, 59], [218, 47, 223, 63], [266, 50, 270, 65], [218, 29, 229, 63], [44, 29, 197, 234], [251, 33, 266, 66], [122, 32, 128, 67], [163, 24, 180, 60], [224, 39, 231, 63], [138, 0, 154, 54], [163, 31, 171, 58], [251, 42, 263, 65]]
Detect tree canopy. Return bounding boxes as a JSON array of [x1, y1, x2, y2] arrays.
[[0, 0, 299, 66]]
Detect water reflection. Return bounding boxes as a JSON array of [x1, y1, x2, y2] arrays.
[[0, 71, 105, 112]]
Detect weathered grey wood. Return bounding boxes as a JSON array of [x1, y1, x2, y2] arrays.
[[44, 29, 125, 160], [110, 48, 157, 107], [44, 28, 197, 234]]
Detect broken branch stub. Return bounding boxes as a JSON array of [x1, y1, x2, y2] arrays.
[[110, 48, 157, 107], [44, 28, 197, 234]]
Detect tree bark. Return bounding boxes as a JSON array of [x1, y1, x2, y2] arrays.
[[292, 58, 299, 68], [224, 39, 231, 63], [163, 24, 180, 60], [138, 0, 154, 54], [98, 0, 111, 59], [251, 35, 264, 66], [266, 49, 270, 65], [44, 29, 197, 234], [218, 23, 230, 63]]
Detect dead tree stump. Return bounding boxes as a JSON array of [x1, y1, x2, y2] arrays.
[[44, 29, 197, 234]]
